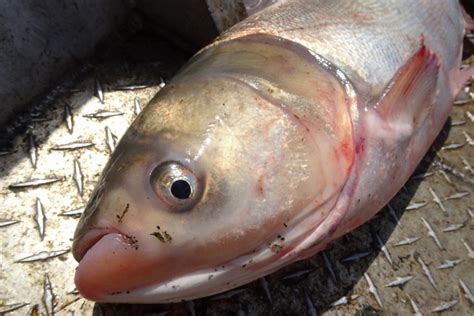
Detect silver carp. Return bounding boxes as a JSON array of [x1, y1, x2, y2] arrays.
[[72, 0, 473, 303]]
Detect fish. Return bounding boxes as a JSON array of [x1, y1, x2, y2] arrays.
[[71, 0, 474, 303]]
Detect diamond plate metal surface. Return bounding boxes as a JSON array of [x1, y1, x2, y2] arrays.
[[0, 25, 473, 316]]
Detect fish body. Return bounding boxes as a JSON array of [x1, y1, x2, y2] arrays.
[[72, 0, 472, 303]]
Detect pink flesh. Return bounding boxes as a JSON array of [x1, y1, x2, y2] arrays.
[[75, 233, 153, 301]]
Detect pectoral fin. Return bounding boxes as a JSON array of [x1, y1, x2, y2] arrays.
[[461, 5, 474, 30], [374, 44, 439, 136], [453, 65, 474, 97]]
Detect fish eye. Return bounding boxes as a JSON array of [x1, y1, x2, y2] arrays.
[[150, 161, 201, 210], [170, 179, 192, 199]]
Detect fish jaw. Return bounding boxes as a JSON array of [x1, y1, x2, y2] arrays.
[[72, 217, 183, 301], [72, 34, 356, 303], [97, 191, 342, 304], [74, 232, 145, 301], [72, 227, 119, 263], [74, 229, 198, 301]]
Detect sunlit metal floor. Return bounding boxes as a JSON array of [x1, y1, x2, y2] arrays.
[[0, 24, 473, 316]]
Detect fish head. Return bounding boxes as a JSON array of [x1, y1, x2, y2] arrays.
[[72, 35, 355, 303]]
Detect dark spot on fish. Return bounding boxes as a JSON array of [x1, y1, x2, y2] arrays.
[[116, 203, 129, 223], [126, 291, 130, 294], [208, 275, 214, 280], [163, 231, 172, 242], [355, 137, 365, 154], [242, 264, 247, 268], [151, 231, 165, 243], [283, 223, 288, 228], [294, 114, 300, 120], [125, 235, 139, 250], [256, 175, 264, 196], [271, 244, 283, 253], [151, 226, 172, 243]]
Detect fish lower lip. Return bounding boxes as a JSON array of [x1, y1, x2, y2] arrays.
[[72, 227, 121, 261], [74, 232, 164, 301]]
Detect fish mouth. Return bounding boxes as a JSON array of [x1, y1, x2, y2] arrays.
[[72, 227, 121, 262], [72, 226, 168, 301]]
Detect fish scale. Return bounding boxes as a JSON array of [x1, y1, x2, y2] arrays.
[[223, 0, 463, 97]]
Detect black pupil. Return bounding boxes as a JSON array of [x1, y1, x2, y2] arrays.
[[170, 180, 192, 199]]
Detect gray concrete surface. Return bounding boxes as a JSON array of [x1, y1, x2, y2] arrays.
[[0, 0, 130, 128], [0, 0, 246, 132], [136, 0, 224, 51]]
